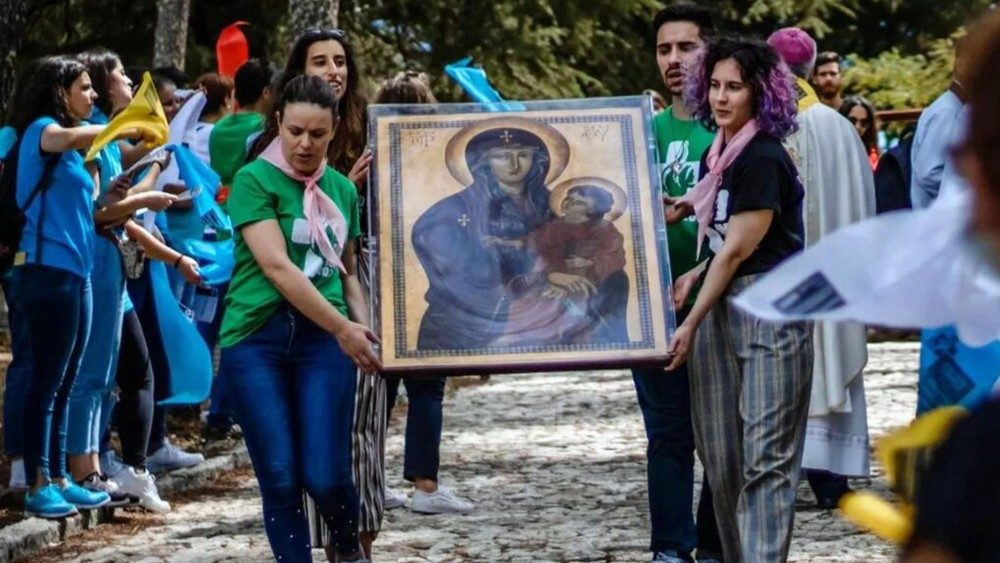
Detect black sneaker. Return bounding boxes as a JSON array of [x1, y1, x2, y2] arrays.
[[78, 472, 137, 507]]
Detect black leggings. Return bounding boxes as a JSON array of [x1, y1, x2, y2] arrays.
[[115, 310, 155, 469]]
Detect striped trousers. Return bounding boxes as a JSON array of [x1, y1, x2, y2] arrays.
[[689, 275, 813, 563]]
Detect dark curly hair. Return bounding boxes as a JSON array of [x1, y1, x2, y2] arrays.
[[685, 36, 799, 140]]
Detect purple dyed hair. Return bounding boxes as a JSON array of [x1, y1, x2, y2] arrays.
[[684, 37, 799, 140]]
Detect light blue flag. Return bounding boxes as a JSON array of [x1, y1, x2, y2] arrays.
[[445, 57, 526, 112], [166, 144, 235, 285], [147, 259, 213, 405]]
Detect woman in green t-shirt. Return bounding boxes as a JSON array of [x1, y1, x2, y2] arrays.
[[218, 75, 379, 563]]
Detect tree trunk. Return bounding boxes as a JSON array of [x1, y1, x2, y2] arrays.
[[288, 0, 339, 41], [0, 0, 28, 120], [153, 0, 191, 70]]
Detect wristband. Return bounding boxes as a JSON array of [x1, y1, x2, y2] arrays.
[[173, 254, 185, 269]]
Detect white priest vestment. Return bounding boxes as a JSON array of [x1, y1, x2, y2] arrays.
[[783, 81, 876, 477]]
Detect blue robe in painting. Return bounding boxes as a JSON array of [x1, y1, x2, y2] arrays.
[[412, 180, 549, 351]]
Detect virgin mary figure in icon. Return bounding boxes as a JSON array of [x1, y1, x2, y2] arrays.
[[411, 117, 569, 351]]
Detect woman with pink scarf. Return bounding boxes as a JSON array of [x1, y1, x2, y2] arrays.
[[217, 75, 378, 563], [665, 37, 810, 563]]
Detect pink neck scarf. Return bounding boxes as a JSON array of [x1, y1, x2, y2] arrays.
[[260, 137, 348, 274], [679, 119, 760, 257]]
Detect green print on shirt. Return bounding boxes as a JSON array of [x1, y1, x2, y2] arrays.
[[290, 218, 343, 279], [660, 140, 699, 196]]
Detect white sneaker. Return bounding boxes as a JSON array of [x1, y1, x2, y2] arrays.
[[146, 442, 205, 474], [409, 484, 473, 514], [8, 458, 26, 491], [99, 451, 129, 479], [112, 467, 171, 513], [384, 487, 408, 510]]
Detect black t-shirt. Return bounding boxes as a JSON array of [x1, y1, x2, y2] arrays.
[[699, 132, 804, 277]]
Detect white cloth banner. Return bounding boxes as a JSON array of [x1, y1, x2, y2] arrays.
[[733, 183, 1000, 347]]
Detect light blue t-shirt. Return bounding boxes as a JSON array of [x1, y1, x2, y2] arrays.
[[89, 109, 134, 313], [16, 117, 95, 278], [0, 126, 16, 160], [89, 109, 124, 193]]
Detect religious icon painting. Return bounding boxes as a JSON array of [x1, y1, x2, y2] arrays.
[[367, 97, 675, 374]]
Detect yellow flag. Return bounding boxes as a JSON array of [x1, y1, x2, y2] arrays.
[[839, 492, 913, 543], [837, 406, 968, 545], [85, 72, 169, 161]]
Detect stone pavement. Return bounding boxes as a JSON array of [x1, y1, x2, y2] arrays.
[[40, 342, 919, 562]]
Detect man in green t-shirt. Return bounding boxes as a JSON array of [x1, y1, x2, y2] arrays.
[[209, 59, 274, 200], [633, 5, 721, 563]]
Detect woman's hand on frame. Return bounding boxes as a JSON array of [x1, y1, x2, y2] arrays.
[[665, 321, 696, 372], [335, 320, 383, 374]]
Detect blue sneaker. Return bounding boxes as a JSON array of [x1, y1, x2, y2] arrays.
[[59, 481, 111, 509], [24, 484, 79, 519]]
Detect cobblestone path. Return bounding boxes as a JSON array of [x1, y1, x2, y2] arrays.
[[42, 342, 919, 562]]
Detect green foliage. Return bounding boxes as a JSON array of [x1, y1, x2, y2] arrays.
[[17, 0, 287, 79], [842, 36, 956, 110], [339, 0, 660, 101], [9, 0, 989, 109]]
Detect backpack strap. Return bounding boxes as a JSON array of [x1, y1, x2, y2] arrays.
[[22, 150, 60, 264]]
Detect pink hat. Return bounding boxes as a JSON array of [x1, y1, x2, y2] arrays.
[[767, 27, 816, 67]]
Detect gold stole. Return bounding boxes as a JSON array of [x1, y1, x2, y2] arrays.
[[795, 77, 821, 113]]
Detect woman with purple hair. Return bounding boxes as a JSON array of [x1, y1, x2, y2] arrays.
[[664, 37, 811, 562]]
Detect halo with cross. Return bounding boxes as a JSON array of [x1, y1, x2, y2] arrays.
[[548, 176, 629, 222], [444, 116, 570, 186]]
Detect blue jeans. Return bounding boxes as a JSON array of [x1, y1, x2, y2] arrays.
[[221, 307, 360, 561], [385, 376, 446, 481], [2, 275, 29, 457], [10, 264, 92, 482], [67, 238, 125, 454], [632, 307, 718, 558]]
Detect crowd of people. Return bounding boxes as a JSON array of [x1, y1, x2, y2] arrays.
[[0, 26, 473, 563], [0, 1, 996, 562]]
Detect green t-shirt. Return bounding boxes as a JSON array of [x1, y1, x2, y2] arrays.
[[209, 112, 264, 186], [219, 159, 361, 347], [654, 107, 715, 293]]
